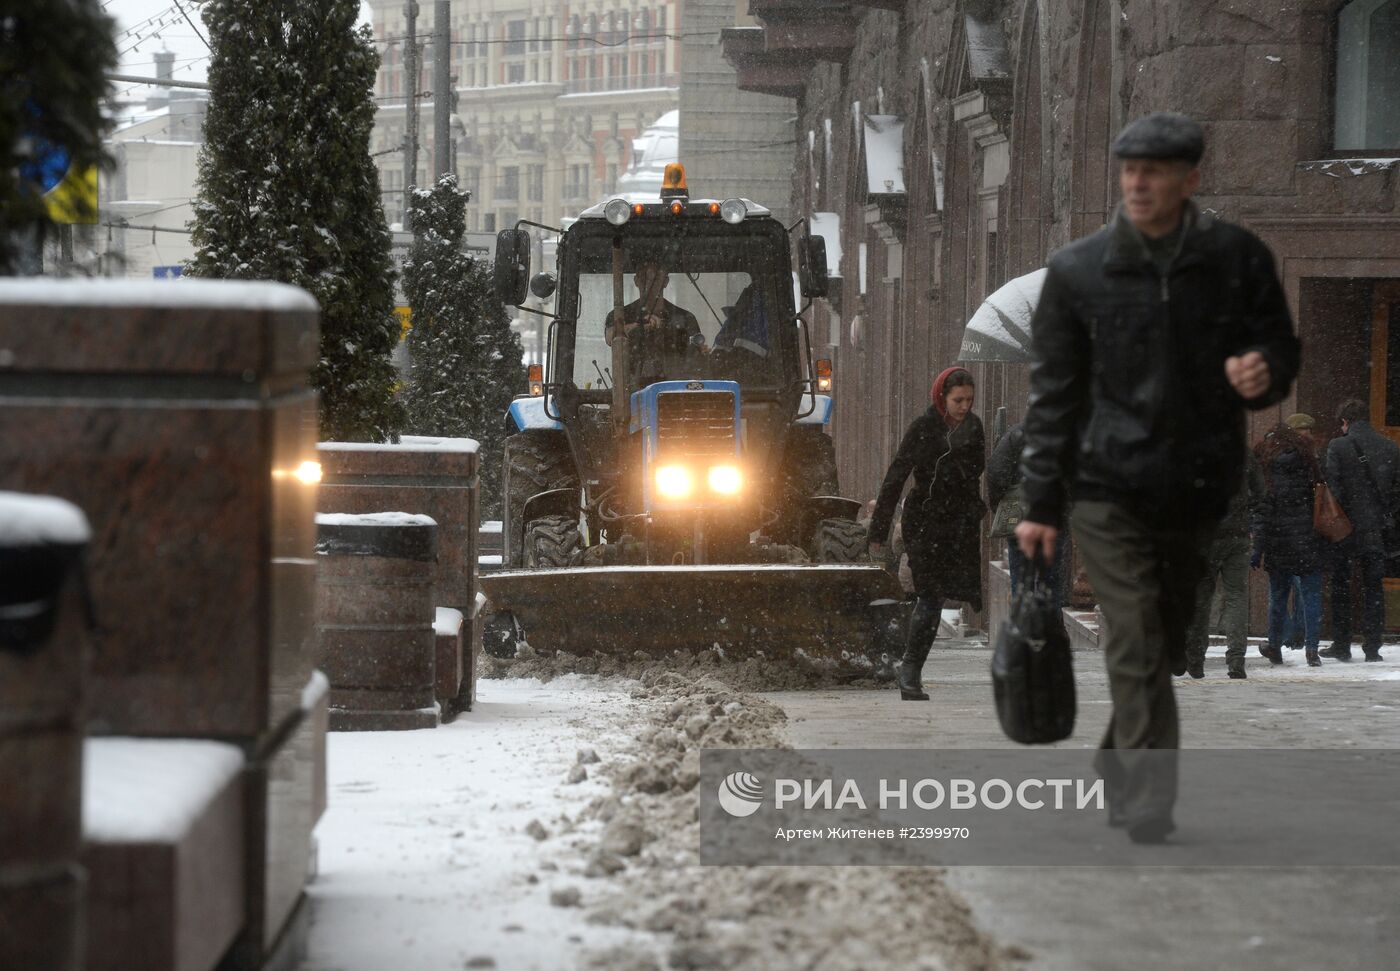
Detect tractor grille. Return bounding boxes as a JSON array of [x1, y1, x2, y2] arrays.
[[656, 391, 736, 459]]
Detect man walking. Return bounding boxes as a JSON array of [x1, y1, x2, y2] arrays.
[[1015, 113, 1300, 843], [1322, 398, 1399, 662], [1185, 451, 1264, 679]]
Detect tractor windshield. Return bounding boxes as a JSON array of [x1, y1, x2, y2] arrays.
[[569, 232, 794, 394]]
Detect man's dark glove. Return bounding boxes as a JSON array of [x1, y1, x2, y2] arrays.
[[1249, 546, 1263, 570]]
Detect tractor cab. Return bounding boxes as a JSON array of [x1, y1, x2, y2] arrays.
[[494, 164, 835, 560]]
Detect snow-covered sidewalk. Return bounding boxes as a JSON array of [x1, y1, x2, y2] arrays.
[[302, 676, 657, 971]]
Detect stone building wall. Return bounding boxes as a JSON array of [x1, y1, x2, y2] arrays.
[[726, 0, 1400, 623]]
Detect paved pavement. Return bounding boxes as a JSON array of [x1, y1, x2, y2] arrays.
[[761, 639, 1400, 970]]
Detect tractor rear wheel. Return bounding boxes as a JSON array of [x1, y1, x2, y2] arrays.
[[524, 515, 583, 568], [503, 431, 578, 567], [812, 518, 867, 563]]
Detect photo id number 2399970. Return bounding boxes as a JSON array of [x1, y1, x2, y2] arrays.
[[902, 827, 971, 839]]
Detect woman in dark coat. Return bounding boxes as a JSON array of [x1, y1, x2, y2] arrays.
[[868, 367, 987, 700], [1251, 424, 1325, 666]]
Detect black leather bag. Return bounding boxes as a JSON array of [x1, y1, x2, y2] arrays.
[[991, 568, 1076, 744]]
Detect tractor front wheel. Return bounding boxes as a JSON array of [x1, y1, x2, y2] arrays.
[[812, 518, 867, 563], [524, 515, 583, 568]]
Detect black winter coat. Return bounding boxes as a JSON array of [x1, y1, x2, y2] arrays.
[[1253, 448, 1322, 575], [1021, 204, 1301, 528], [869, 408, 987, 606], [1325, 421, 1400, 555], [986, 423, 1026, 512]]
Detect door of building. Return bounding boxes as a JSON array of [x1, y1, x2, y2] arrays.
[[1371, 281, 1400, 447], [1369, 281, 1400, 600]]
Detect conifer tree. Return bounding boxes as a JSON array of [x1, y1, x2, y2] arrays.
[[0, 1, 117, 272], [188, 0, 403, 441], [402, 175, 525, 517]]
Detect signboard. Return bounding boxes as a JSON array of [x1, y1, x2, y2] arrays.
[[394, 305, 412, 340], [153, 265, 185, 280]]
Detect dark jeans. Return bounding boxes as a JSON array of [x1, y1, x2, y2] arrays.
[[1279, 576, 1305, 646], [1007, 532, 1072, 609], [1267, 570, 1322, 651], [1072, 501, 1214, 828], [1332, 551, 1387, 655]]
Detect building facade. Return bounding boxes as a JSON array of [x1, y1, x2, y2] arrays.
[[367, 0, 684, 231], [726, 0, 1400, 497], [724, 0, 1400, 620]]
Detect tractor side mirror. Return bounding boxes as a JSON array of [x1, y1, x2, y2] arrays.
[[529, 271, 557, 300], [493, 229, 531, 306], [798, 234, 829, 300]]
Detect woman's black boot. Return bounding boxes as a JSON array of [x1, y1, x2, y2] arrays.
[[898, 598, 939, 700]]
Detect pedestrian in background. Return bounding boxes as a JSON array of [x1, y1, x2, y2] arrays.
[[1323, 398, 1400, 662], [1015, 113, 1300, 843], [868, 367, 986, 701], [987, 421, 1070, 606], [1185, 450, 1264, 679], [1252, 423, 1325, 667], [1278, 413, 1324, 650]]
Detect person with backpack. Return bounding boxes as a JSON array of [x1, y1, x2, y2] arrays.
[[1322, 398, 1400, 662]]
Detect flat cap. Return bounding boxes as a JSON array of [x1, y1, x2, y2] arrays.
[[1111, 112, 1204, 164], [1284, 413, 1316, 431]]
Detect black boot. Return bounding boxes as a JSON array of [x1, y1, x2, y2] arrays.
[[898, 598, 938, 701], [1306, 646, 1321, 667]]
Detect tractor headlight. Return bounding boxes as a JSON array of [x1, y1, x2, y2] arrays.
[[707, 464, 742, 495], [605, 198, 632, 226], [655, 465, 693, 499], [719, 199, 746, 224]]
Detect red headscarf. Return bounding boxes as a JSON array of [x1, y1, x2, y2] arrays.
[[930, 366, 972, 427]]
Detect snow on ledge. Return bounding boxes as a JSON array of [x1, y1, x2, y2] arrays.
[[316, 512, 437, 527], [301, 669, 330, 711], [435, 606, 464, 637], [0, 278, 317, 312], [0, 492, 90, 546], [319, 435, 479, 454], [83, 738, 244, 844], [1299, 158, 1400, 178]]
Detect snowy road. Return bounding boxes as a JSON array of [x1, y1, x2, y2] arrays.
[[302, 677, 661, 971], [301, 641, 1398, 970]]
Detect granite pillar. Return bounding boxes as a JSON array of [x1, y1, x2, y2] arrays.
[[0, 494, 92, 971], [0, 280, 327, 971], [316, 515, 439, 730]]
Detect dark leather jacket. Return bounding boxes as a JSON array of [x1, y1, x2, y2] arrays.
[[1021, 204, 1300, 527]]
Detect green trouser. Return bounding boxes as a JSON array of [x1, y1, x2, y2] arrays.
[[1185, 534, 1250, 670], [1072, 501, 1215, 826]]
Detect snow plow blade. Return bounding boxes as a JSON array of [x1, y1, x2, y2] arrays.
[[479, 564, 907, 668]]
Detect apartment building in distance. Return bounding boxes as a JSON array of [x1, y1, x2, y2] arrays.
[[367, 0, 683, 232]]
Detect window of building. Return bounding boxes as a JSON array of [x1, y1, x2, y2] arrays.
[[506, 19, 527, 56], [1335, 0, 1400, 150], [462, 166, 481, 197], [498, 167, 520, 200], [500, 209, 518, 229], [484, 213, 496, 232], [606, 162, 618, 191], [565, 163, 590, 199], [507, 63, 525, 83], [527, 165, 545, 202]]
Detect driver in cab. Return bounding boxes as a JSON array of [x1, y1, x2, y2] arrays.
[[605, 261, 705, 386]]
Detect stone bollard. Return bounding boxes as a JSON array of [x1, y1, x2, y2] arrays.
[[0, 493, 92, 971], [317, 437, 479, 613], [316, 513, 439, 730], [0, 279, 327, 971]]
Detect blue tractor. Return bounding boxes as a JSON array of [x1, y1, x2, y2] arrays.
[[480, 165, 902, 667]]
